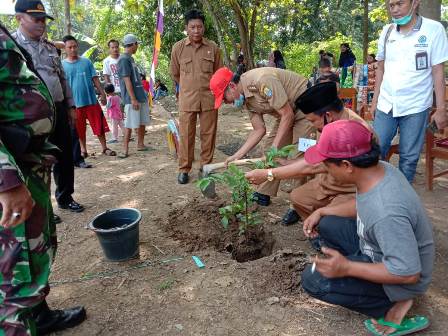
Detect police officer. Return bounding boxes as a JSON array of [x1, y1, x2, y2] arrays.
[[0, 23, 86, 336], [210, 66, 315, 206], [14, 0, 84, 221]]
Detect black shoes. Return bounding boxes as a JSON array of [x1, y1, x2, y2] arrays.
[[33, 301, 86, 335], [53, 214, 62, 224], [252, 192, 270, 206], [282, 208, 301, 226], [75, 161, 92, 168], [178, 172, 189, 184], [58, 201, 84, 213]]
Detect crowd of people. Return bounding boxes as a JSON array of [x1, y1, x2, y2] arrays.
[[1, 0, 447, 335]]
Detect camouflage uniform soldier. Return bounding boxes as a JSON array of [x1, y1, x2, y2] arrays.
[[0, 24, 85, 336]]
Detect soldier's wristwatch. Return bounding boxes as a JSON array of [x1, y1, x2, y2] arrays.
[[267, 169, 274, 182]]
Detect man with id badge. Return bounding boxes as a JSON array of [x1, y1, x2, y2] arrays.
[[246, 82, 372, 225], [370, 0, 448, 183]]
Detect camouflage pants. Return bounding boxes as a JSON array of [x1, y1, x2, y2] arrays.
[[0, 163, 56, 336]]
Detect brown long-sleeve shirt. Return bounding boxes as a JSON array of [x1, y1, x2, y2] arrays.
[[170, 37, 223, 111]]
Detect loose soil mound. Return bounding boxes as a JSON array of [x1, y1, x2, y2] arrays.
[[250, 249, 309, 296], [166, 199, 275, 262]]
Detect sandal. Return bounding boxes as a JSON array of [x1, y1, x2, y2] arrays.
[[364, 315, 429, 336], [81, 152, 89, 158], [117, 153, 128, 159], [103, 148, 117, 156]]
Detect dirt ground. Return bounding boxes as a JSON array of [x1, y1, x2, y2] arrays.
[[48, 98, 448, 336]]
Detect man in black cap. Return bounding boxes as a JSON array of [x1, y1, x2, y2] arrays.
[[246, 82, 371, 226], [14, 0, 85, 222]]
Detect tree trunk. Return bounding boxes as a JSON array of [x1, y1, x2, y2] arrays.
[[229, 0, 254, 69], [248, 1, 260, 69], [200, 0, 231, 66], [362, 0, 369, 63], [419, 0, 441, 21], [64, 0, 72, 35]]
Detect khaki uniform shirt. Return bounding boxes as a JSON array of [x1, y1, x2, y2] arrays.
[[170, 37, 223, 111], [240, 68, 309, 119], [316, 108, 372, 198], [13, 29, 74, 106]]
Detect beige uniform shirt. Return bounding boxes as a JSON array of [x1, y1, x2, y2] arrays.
[[13, 29, 74, 106], [316, 108, 372, 198], [240, 68, 309, 119], [170, 37, 223, 112]]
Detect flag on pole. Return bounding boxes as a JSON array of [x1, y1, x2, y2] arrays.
[[149, 0, 164, 105]]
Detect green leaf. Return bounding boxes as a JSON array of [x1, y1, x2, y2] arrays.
[[196, 178, 211, 191], [221, 216, 229, 229]]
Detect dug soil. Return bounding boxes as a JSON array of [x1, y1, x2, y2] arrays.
[[166, 198, 275, 262], [48, 98, 448, 336]]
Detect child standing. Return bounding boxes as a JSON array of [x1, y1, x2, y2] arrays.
[[105, 84, 124, 144]]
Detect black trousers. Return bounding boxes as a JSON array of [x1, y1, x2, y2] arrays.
[[301, 215, 394, 318], [49, 102, 75, 206], [71, 127, 84, 166]]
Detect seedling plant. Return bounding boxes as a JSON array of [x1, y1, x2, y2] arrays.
[[197, 164, 260, 235], [197, 145, 296, 235]]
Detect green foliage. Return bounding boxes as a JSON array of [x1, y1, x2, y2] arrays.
[[284, 34, 364, 77], [157, 277, 175, 291], [197, 164, 260, 235], [253, 144, 296, 169]]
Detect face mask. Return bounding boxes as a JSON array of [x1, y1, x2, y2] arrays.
[[392, 1, 414, 26], [233, 94, 245, 108]]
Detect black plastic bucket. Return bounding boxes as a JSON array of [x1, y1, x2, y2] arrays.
[[88, 208, 141, 262]]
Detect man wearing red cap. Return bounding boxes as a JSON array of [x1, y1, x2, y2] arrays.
[[299, 120, 434, 336], [210, 66, 314, 206], [170, 9, 223, 184]]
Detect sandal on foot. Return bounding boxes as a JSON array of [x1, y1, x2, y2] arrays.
[[103, 148, 117, 156], [364, 315, 429, 336], [117, 153, 128, 159], [81, 152, 89, 158], [137, 147, 150, 151]]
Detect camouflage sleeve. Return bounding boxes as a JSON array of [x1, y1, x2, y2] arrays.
[[0, 145, 23, 193], [0, 26, 27, 192]]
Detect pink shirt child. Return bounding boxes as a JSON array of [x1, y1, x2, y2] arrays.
[[106, 95, 123, 120]]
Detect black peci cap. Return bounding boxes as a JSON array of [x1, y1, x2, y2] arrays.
[[295, 82, 340, 114], [15, 0, 55, 20]]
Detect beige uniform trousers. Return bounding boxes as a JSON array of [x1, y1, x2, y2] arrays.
[[290, 177, 355, 219], [178, 109, 218, 173], [256, 112, 315, 197]]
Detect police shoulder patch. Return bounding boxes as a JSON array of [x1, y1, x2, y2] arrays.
[[260, 84, 272, 98]]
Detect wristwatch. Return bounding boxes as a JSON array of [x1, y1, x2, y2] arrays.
[[267, 169, 274, 182]]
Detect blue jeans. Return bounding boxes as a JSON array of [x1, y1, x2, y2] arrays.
[[301, 216, 393, 318], [154, 89, 168, 100], [373, 108, 430, 183]]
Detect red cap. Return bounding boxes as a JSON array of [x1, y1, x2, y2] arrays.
[[210, 67, 234, 109], [304, 120, 373, 164]]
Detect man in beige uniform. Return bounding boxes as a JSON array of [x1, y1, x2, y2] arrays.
[[210, 66, 315, 206], [170, 9, 223, 184], [246, 82, 372, 224]]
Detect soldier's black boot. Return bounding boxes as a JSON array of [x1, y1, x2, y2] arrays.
[[33, 300, 86, 335]]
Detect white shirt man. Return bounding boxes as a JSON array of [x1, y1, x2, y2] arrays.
[[371, 0, 448, 184], [376, 16, 448, 117], [103, 39, 121, 93]]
